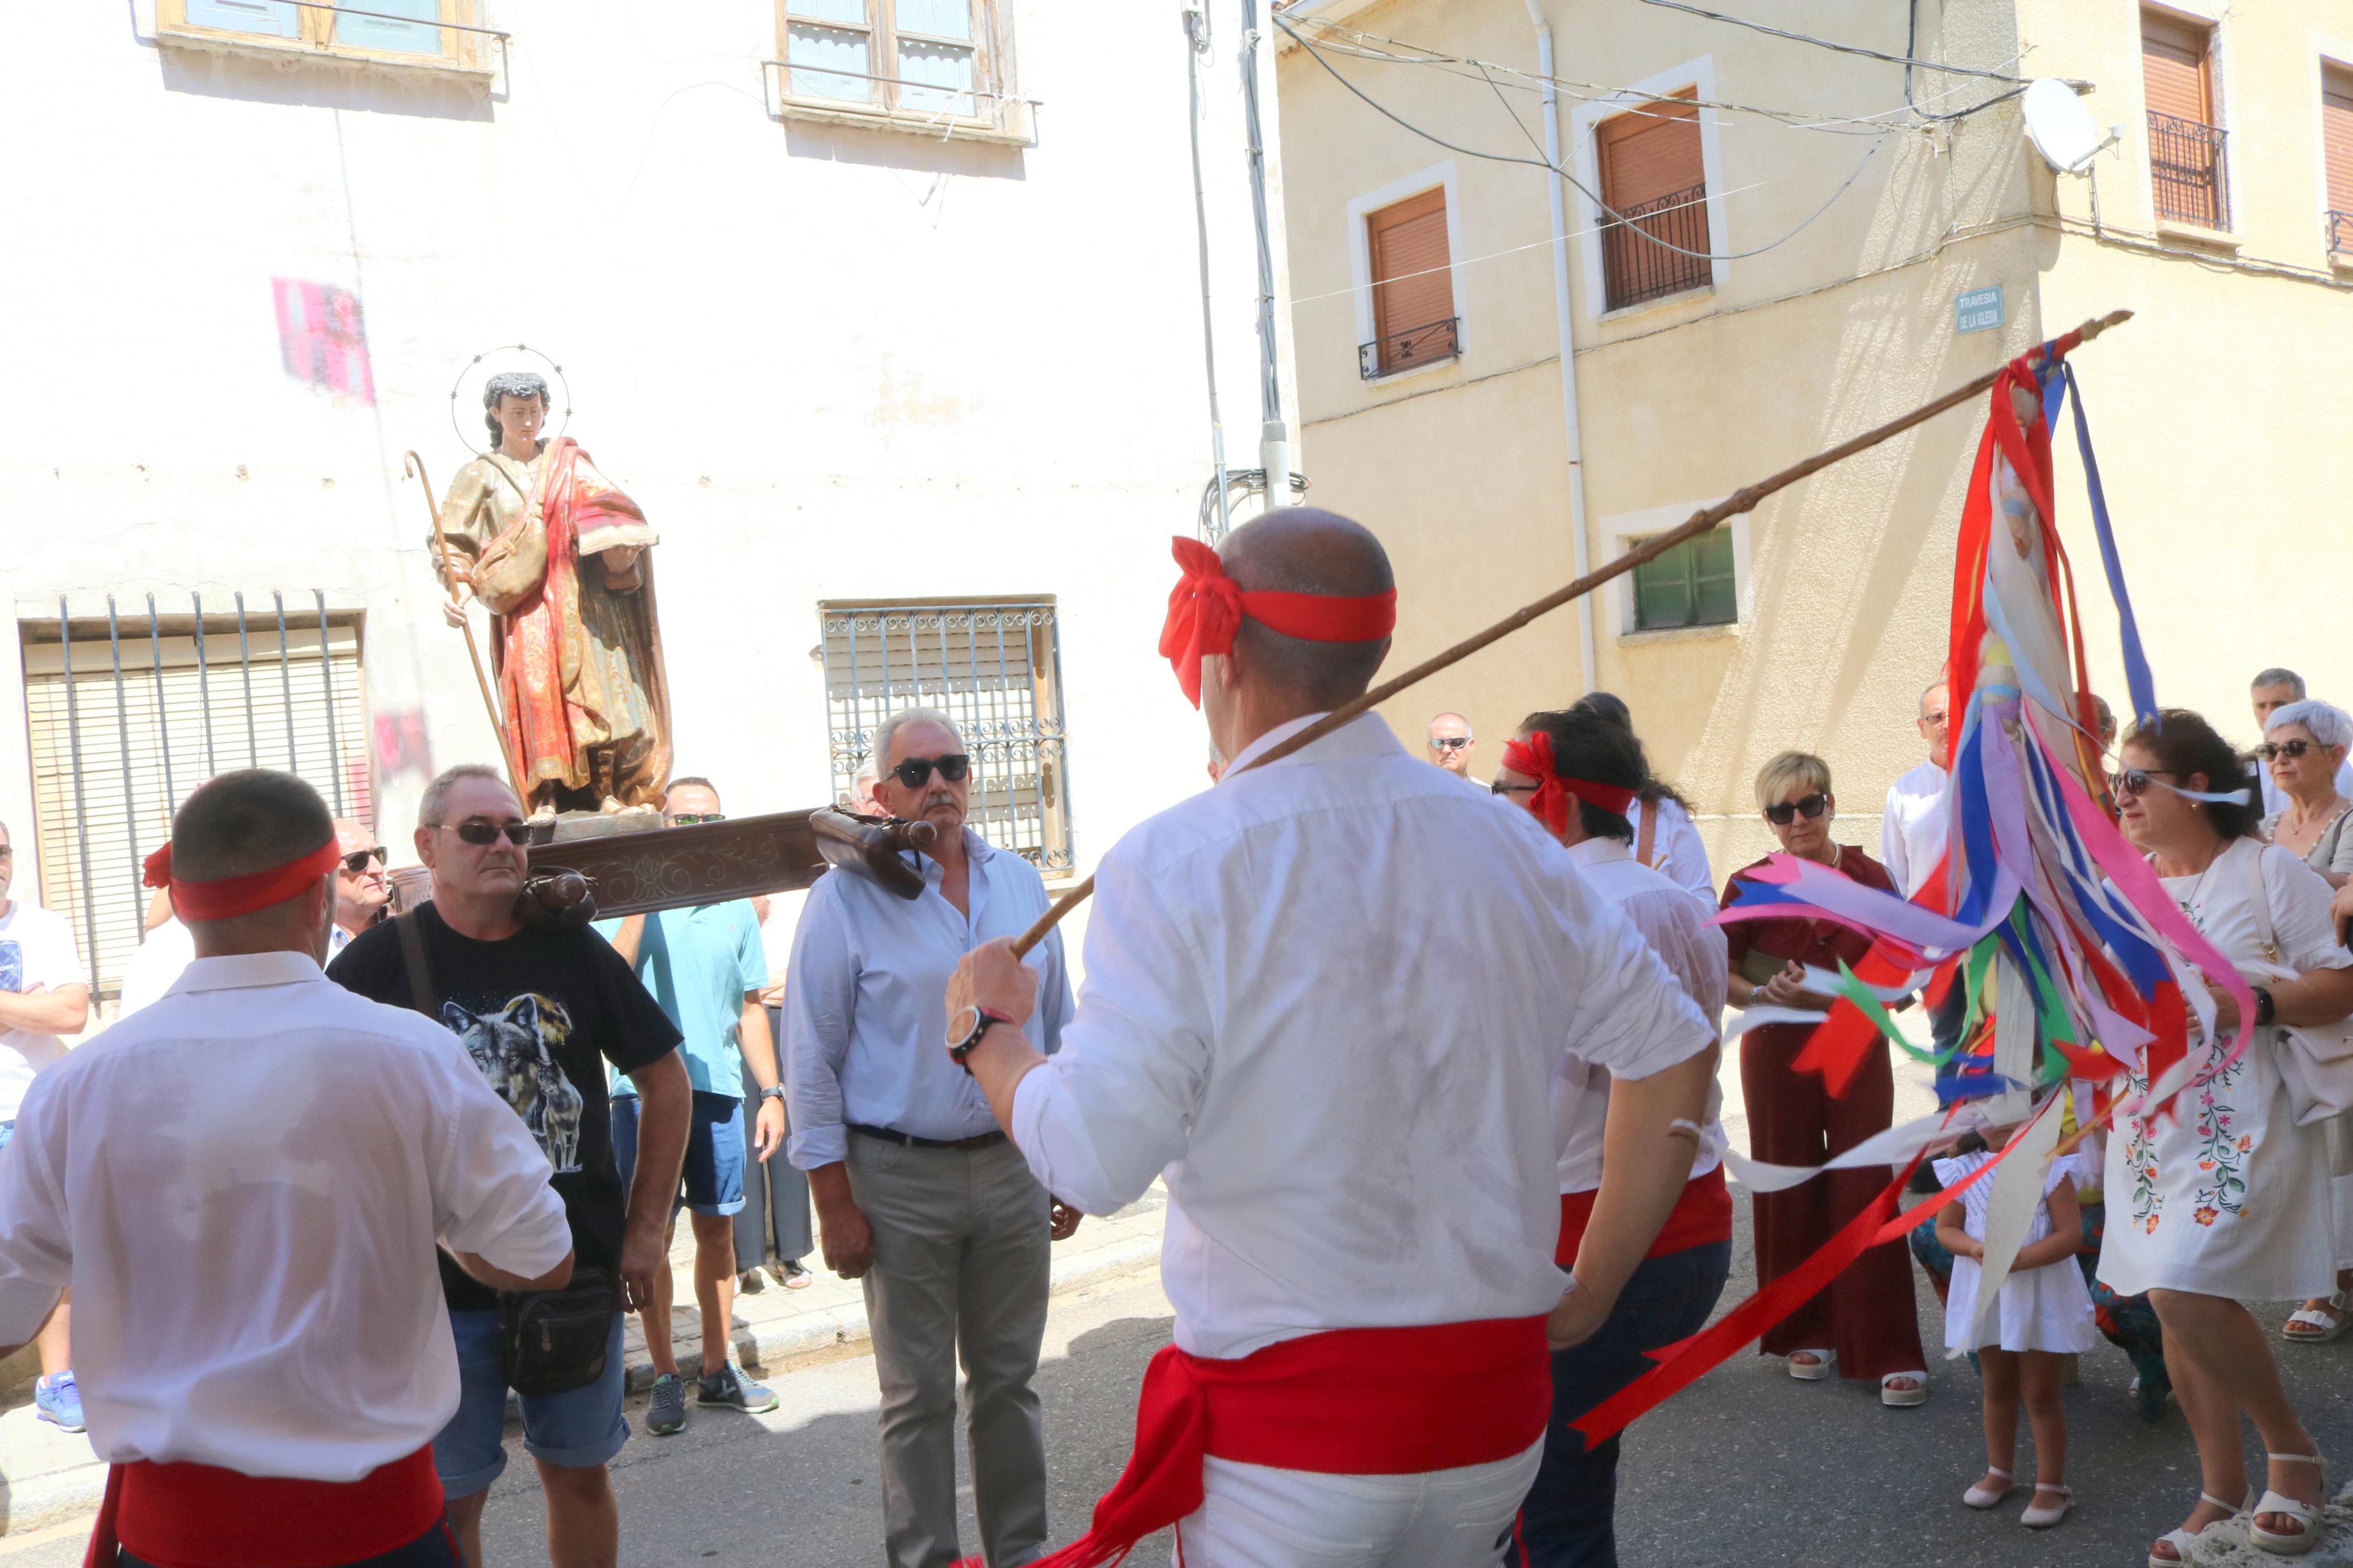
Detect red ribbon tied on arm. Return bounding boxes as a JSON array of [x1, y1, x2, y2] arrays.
[[1499, 731, 1638, 837], [141, 838, 343, 923], [1156, 536, 1398, 708]]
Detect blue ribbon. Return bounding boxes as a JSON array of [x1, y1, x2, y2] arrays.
[[2053, 364, 2159, 728]]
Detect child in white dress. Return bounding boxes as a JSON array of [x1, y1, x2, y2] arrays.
[[1935, 1137, 2099, 1530]]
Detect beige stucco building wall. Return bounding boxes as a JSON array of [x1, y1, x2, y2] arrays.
[[1277, 0, 2353, 885]]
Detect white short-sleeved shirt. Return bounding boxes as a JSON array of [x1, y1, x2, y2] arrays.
[[0, 952, 572, 1480], [1009, 712, 1716, 1359], [0, 902, 85, 1122], [1880, 759, 1949, 900]]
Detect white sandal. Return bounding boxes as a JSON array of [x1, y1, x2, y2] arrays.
[[2148, 1490, 2246, 1567], [2022, 1483, 2072, 1529], [2249, 1453, 2327, 1556], [1880, 1370, 1928, 1407], [1962, 1467, 2014, 1508], [2283, 1292, 2351, 1344], [1787, 1348, 1835, 1381]]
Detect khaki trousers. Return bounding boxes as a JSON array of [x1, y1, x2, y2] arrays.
[[846, 1132, 1052, 1568]]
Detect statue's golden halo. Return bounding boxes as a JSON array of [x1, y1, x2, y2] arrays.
[[447, 342, 574, 461]]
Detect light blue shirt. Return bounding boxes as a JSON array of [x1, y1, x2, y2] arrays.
[[592, 901, 766, 1097], [783, 828, 1071, 1167]]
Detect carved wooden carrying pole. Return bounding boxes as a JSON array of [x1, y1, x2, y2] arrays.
[[1006, 310, 2135, 958]]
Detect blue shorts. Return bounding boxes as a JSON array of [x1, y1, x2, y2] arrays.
[[434, 1309, 629, 1499], [612, 1089, 746, 1218]]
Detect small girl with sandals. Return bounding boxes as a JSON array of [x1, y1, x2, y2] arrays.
[[1935, 1132, 2100, 1530]]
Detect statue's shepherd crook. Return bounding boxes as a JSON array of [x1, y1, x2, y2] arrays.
[[1006, 310, 2135, 958], [404, 450, 528, 803]]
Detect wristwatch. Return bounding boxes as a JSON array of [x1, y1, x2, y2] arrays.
[[946, 1004, 1014, 1073], [760, 1084, 786, 1103], [2252, 985, 2277, 1027]]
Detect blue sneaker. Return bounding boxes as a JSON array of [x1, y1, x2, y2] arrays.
[[698, 1362, 778, 1414], [645, 1373, 688, 1436], [36, 1371, 83, 1433]]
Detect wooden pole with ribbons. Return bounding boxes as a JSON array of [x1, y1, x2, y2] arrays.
[[1007, 310, 2134, 958], [403, 450, 527, 802]]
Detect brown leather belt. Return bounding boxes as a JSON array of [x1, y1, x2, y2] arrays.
[[846, 1122, 1007, 1151]]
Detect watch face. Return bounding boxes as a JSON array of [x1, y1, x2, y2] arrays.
[[947, 1004, 982, 1047]]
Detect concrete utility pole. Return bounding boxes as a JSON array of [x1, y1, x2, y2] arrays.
[[1237, 0, 1292, 509]]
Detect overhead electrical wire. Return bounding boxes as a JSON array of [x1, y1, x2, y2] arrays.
[[1628, 0, 2048, 86]]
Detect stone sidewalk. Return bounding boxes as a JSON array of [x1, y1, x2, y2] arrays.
[[0, 1183, 1169, 1537]]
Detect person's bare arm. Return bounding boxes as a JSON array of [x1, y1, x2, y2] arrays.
[[618, 1051, 690, 1311], [0, 985, 88, 1037], [739, 994, 785, 1161], [606, 915, 647, 968], [946, 941, 1046, 1135], [2010, 1181, 2083, 1271], [450, 1247, 575, 1294], [808, 1163, 874, 1279], [1552, 1048, 1717, 1349], [1933, 1201, 1978, 1261]]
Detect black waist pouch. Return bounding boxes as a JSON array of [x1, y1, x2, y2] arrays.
[[498, 1268, 617, 1396]]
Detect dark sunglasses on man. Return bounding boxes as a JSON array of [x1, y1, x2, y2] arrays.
[[340, 846, 388, 875], [2256, 739, 2319, 762], [1431, 737, 1472, 752], [434, 819, 531, 847], [1762, 792, 1829, 826], [889, 753, 971, 789], [669, 813, 726, 826]]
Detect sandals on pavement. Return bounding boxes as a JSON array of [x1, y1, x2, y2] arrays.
[[2149, 1490, 2248, 1567], [2022, 1483, 2072, 1529], [1963, 1467, 2015, 1508], [2249, 1453, 2327, 1557], [1787, 1349, 1836, 1381], [2283, 1292, 2350, 1344], [1880, 1371, 1929, 1407]]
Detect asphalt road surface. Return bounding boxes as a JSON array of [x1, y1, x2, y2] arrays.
[[15, 1196, 2353, 1567]]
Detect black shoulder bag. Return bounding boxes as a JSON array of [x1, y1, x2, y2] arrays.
[[395, 911, 619, 1397]]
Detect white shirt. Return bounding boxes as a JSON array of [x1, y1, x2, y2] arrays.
[[2262, 759, 2353, 822], [116, 918, 196, 1021], [785, 829, 1073, 1167], [0, 952, 571, 1480], [1637, 797, 1715, 902], [1009, 713, 1716, 1359], [1880, 759, 1949, 899], [0, 902, 84, 1123]]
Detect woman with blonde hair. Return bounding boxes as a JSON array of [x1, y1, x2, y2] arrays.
[[1722, 751, 1929, 1406]]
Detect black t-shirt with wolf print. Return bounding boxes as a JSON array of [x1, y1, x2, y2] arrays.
[[329, 901, 682, 1313]]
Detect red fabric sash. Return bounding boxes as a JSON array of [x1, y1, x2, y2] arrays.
[[1556, 1164, 1733, 1266], [141, 840, 342, 923], [1031, 1317, 1551, 1568], [1158, 536, 1397, 707], [1499, 733, 1638, 838], [85, 1446, 443, 1568]]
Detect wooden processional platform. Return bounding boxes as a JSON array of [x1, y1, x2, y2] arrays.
[[388, 809, 827, 918]]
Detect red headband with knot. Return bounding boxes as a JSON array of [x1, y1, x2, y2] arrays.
[[1500, 731, 1638, 838], [1157, 536, 1398, 707], [143, 837, 343, 922]]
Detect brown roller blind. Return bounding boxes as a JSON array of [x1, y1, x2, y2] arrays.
[[2326, 66, 2353, 212], [1368, 188, 1453, 345], [2141, 11, 2212, 125], [1599, 93, 1702, 212]]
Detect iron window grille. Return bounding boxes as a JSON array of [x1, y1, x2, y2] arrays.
[[1359, 317, 1461, 380], [21, 593, 372, 1005], [819, 599, 1074, 874], [2329, 211, 2353, 255], [1600, 182, 1712, 312], [2148, 111, 2230, 230]]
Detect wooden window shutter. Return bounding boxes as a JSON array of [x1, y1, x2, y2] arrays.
[[2141, 12, 2212, 125], [1367, 189, 1454, 362], [2325, 65, 2353, 214], [1599, 94, 1702, 212]]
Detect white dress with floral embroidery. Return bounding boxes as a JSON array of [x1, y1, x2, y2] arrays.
[[2098, 838, 2353, 1301]]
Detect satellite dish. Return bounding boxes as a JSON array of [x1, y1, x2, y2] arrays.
[[2023, 78, 2105, 175]]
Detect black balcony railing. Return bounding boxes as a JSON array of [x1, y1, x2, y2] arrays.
[[2148, 111, 2230, 231], [1359, 315, 1461, 379], [1600, 182, 1712, 311], [2329, 210, 2353, 257]]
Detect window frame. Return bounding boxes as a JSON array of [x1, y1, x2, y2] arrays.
[[2138, 1, 2239, 238], [1594, 90, 1712, 312], [1603, 500, 1750, 643], [1345, 161, 1464, 387], [773, 0, 1026, 144], [1568, 58, 1727, 323], [156, 0, 492, 75], [2314, 40, 2353, 262]]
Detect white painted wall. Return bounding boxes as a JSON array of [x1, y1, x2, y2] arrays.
[[0, 0, 1300, 976]]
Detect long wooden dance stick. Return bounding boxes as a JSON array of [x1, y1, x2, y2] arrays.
[[403, 450, 527, 802], [1007, 310, 2134, 958]]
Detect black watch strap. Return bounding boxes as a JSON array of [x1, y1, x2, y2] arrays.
[[2253, 985, 2277, 1027]]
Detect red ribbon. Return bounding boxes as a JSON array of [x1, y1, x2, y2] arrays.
[[142, 838, 342, 923], [1156, 536, 1397, 707], [1499, 731, 1638, 837]]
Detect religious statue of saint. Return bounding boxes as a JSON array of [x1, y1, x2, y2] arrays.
[[433, 371, 672, 818]]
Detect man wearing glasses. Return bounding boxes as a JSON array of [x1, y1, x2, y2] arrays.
[[329, 763, 690, 1568], [782, 708, 1075, 1568], [1428, 711, 1476, 778], [330, 819, 392, 958]]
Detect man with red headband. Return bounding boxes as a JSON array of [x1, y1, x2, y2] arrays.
[[943, 509, 1716, 1567], [0, 769, 573, 1567]]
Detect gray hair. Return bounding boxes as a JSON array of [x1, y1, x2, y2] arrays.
[[871, 708, 963, 770], [2253, 667, 2307, 698], [419, 763, 514, 829], [2266, 699, 2353, 751]]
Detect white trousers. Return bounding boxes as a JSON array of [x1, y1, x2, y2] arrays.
[[1172, 1439, 1543, 1568]]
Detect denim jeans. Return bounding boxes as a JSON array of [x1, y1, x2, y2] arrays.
[[120, 1519, 462, 1567], [1514, 1242, 1733, 1568]]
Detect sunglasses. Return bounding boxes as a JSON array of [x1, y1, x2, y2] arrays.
[[2257, 739, 2319, 761], [669, 812, 726, 826], [340, 846, 388, 874], [1763, 793, 1829, 826], [889, 753, 970, 789], [1491, 780, 1535, 797], [1431, 737, 1472, 751], [2107, 767, 2189, 799], [435, 819, 531, 847]]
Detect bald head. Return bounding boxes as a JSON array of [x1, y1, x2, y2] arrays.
[[1219, 508, 1394, 709]]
